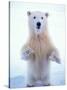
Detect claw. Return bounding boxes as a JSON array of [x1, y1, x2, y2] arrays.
[[27, 85, 34, 87], [21, 47, 34, 60], [48, 50, 61, 64]]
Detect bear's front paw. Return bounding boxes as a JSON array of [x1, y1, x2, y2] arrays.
[[21, 47, 34, 60], [49, 50, 61, 64]]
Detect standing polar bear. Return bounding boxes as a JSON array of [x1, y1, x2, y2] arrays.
[[21, 11, 60, 87]]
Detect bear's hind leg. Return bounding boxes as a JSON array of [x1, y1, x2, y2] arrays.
[[27, 76, 36, 87], [41, 76, 50, 86]]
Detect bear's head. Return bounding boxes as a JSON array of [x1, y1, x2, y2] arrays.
[[27, 11, 49, 35]]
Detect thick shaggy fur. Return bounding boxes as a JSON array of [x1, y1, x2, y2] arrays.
[[21, 11, 60, 86], [22, 29, 56, 86], [26, 29, 55, 61]]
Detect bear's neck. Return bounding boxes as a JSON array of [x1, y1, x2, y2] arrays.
[[29, 29, 50, 41]]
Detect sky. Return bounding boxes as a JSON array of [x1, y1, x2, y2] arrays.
[[10, 2, 65, 86]]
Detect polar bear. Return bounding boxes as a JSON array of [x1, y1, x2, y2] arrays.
[[21, 11, 60, 87]]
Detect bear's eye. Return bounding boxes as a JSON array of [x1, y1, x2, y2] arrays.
[[41, 17, 43, 19], [33, 16, 36, 19]]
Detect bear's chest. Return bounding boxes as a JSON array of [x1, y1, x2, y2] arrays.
[[29, 36, 51, 60]]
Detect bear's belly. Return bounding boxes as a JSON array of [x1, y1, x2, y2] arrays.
[[29, 36, 51, 60], [28, 58, 50, 80]]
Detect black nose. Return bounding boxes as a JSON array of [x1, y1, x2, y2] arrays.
[[37, 22, 41, 27]]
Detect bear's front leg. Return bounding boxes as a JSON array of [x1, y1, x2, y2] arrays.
[[48, 50, 61, 64], [21, 47, 34, 60]]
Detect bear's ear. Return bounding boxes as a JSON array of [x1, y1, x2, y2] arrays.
[[27, 11, 31, 16], [45, 13, 49, 18]]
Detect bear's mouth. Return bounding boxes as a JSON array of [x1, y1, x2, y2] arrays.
[[37, 26, 40, 29]]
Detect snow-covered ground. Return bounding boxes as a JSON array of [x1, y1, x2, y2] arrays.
[[50, 60, 65, 85]]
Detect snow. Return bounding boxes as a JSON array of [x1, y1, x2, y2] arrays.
[[50, 60, 65, 85]]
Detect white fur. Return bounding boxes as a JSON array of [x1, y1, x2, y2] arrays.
[[28, 11, 47, 35], [27, 58, 50, 86], [21, 11, 60, 86]]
